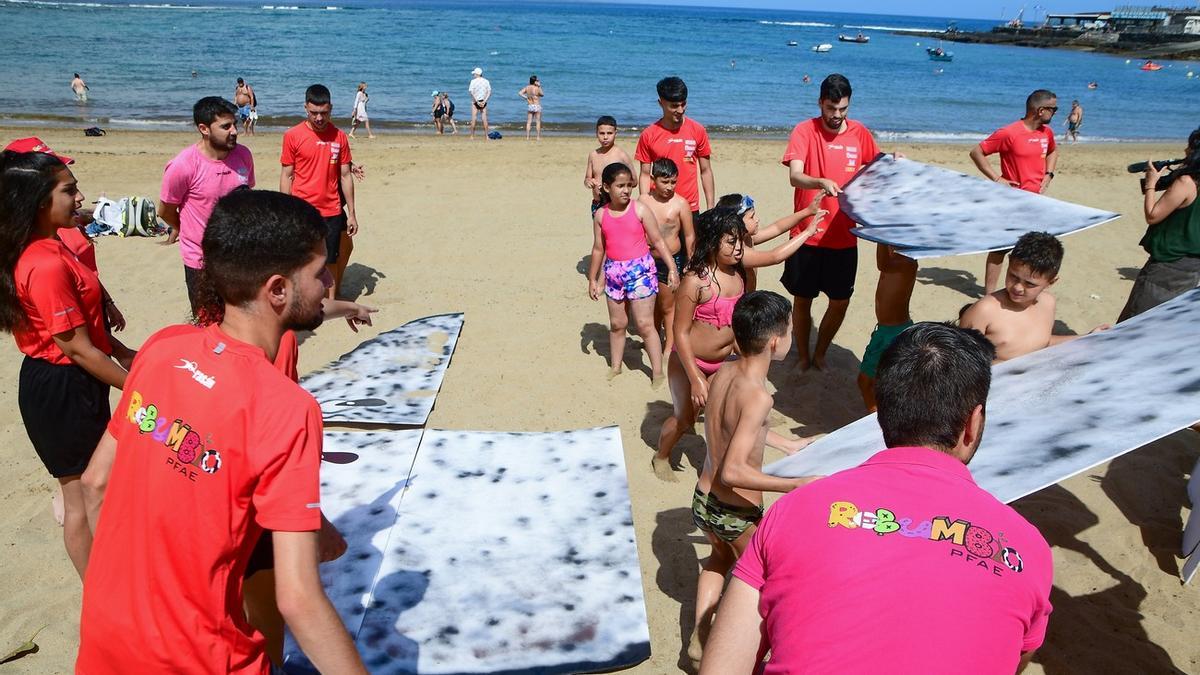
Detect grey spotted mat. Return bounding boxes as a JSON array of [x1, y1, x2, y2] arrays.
[[283, 426, 650, 674], [302, 313, 464, 426], [766, 287, 1200, 507], [842, 155, 1120, 259]]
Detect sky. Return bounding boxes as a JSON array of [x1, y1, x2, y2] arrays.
[[599, 0, 1200, 21]]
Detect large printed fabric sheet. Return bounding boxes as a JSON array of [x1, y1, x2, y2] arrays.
[[766, 288, 1200, 505], [842, 155, 1120, 259], [284, 427, 651, 674], [302, 313, 464, 426]]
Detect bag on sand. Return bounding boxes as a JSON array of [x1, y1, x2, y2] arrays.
[[91, 196, 163, 237], [84, 127, 106, 137]]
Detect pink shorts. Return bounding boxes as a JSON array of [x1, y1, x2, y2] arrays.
[[604, 252, 658, 302]]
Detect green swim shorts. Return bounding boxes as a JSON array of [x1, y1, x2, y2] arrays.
[[691, 485, 763, 543], [860, 320, 914, 378]]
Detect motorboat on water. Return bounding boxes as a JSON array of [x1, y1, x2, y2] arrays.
[[837, 33, 870, 43], [787, 40, 798, 47], [812, 43, 833, 53], [1141, 60, 1163, 71], [927, 46, 954, 62]]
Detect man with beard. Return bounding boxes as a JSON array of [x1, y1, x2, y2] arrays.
[[780, 74, 878, 371], [161, 96, 255, 314], [281, 83, 358, 299], [970, 89, 1059, 293], [77, 190, 368, 674]]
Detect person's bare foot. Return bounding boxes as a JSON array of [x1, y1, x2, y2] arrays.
[[52, 487, 64, 527], [811, 352, 827, 371], [607, 368, 622, 381], [797, 354, 813, 371], [686, 625, 704, 671], [368, 135, 376, 139], [651, 455, 679, 482]]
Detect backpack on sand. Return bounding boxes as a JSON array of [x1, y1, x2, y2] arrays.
[[91, 196, 162, 237]]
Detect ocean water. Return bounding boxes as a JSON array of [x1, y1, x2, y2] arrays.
[[0, 0, 1197, 141]]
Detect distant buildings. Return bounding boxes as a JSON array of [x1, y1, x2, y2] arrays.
[[1043, 6, 1200, 35]]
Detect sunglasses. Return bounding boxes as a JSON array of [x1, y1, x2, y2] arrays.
[[1041, 106, 1058, 113], [738, 195, 755, 216]]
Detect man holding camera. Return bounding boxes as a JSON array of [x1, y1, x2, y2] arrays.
[[1118, 129, 1200, 321], [969, 89, 1059, 294]]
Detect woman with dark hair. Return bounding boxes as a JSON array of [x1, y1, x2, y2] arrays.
[[0, 150, 135, 578], [1119, 127, 1200, 320], [519, 74, 544, 140]]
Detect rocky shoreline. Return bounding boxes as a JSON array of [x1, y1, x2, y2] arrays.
[[898, 28, 1200, 60]]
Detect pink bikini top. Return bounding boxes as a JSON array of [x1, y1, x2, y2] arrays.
[[600, 205, 650, 261], [693, 274, 742, 329]]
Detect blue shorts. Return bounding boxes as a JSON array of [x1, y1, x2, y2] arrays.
[[237, 105, 251, 121]]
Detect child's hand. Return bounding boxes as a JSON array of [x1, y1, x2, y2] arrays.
[[816, 178, 841, 197], [344, 303, 378, 332], [780, 436, 815, 455], [690, 375, 709, 409], [801, 209, 829, 237], [588, 278, 600, 301], [801, 194, 824, 216], [667, 268, 679, 290]]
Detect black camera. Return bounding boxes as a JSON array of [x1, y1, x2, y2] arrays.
[[1128, 158, 1184, 192]]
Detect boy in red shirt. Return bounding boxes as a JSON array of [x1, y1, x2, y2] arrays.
[[970, 89, 1059, 293], [636, 76, 714, 222], [780, 73, 879, 371], [281, 83, 359, 300], [77, 190, 367, 674]]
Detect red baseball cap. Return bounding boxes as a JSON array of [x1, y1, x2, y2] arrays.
[[4, 137, 74, 165]]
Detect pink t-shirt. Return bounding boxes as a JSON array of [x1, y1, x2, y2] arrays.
[[978, 120, 1056, 193], [734, 446, 1053, 674], [160, 144, 255, 269]]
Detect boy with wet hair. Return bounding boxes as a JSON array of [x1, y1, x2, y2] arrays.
[[960, 231, 1106, 362], [687, 290, 817, 667], [584, 115, 634, 214], [638, 158, 694, 353]]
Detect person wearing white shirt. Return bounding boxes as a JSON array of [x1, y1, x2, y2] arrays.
[[468, 67, 492, 139]]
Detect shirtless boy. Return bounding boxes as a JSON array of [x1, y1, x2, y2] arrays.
[[638, 158, 694, 354], [585, 115, 633, 214], [858, 245, 917, 411], [961, 231, 1106, 362], [71, 73, 89, 102], [688, 290, 817, 667]]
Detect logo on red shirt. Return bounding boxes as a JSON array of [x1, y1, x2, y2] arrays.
[[174, 358, 216, 389], [125, 390, 223, 480]]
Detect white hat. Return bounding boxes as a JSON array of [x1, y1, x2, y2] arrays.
[[431, 90, 439, 96], [471, 67, 483, 76]]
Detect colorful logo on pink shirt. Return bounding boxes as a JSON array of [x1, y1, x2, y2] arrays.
[[828, 501, 1025, 576]]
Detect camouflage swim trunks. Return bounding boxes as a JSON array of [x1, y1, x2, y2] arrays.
[[691, 485, 763, 543]]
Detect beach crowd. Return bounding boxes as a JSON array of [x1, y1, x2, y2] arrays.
[[1, 64, 1198, 673]]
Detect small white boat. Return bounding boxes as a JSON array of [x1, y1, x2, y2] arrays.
[[787, 40, 798, 47], [812, 43, 833, 53]]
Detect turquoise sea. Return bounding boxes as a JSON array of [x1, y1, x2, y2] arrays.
[[1, 0, 1198, 140]]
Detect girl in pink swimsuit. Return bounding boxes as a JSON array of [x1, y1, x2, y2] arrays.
[[587, 162, 679, 384], [653, 200, 826, 480]]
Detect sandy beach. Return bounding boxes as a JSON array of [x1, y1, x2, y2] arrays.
[[0, 126, 1196, 674]]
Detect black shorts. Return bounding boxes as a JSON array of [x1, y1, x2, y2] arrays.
[[245, 530, 274, 577], [18, 356, 111, 477], [324, 213, 348, 264], [780, 244, 858, 301], [654, 250, 688, 283], [184, 265, 201, 314]]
